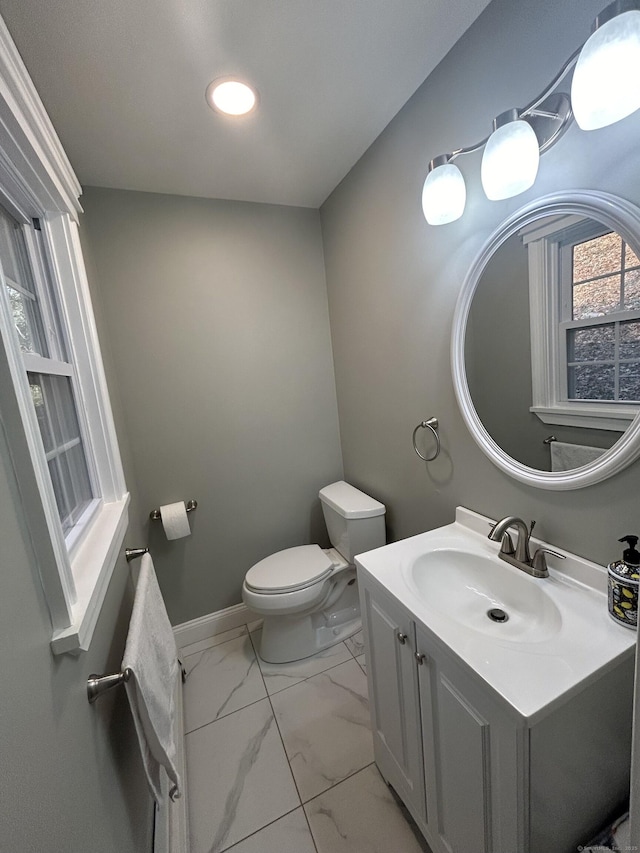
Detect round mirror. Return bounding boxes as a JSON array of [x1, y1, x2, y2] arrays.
[[452, 191, 640, 489]]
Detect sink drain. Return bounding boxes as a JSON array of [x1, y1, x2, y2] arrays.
[[487, 608, 509, 623]]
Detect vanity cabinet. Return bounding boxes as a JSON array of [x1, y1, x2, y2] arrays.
[[360, 574, 633, 853]]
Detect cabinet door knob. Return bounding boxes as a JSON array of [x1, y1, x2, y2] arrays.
[[397, 632, 408, 645], [415, 652, 426, 665]]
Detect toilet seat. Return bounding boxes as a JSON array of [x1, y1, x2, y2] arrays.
[[244, 544, 335, 594]]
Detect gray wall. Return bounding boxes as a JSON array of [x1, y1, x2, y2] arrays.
[[0, 241, 154, 851], [80, 188, 343, 625], [320, 0, 640, 566]]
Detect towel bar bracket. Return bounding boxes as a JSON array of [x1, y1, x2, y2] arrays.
[[87, 667, 132, 704], [125, 547, 149, 562]]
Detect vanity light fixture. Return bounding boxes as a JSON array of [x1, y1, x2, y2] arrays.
[[206, 78, 258, 116], [422, 0, 640, 225]]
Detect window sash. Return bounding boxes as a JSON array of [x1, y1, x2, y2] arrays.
[[27, 369, 96, 534], [23, 224, 69, 364], [558, 232, 640, 406]]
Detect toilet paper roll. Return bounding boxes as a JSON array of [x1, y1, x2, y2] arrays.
[[159, 501, 191, 540]]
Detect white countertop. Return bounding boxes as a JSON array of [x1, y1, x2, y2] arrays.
[[356, 507, 636, 723]]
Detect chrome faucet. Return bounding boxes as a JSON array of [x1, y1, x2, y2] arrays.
[[488, 516, 564, 578]]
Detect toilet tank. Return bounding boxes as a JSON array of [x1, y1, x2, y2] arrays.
[[319, 481, 386, 563]]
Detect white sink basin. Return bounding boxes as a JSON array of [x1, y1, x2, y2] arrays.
[[409, 548, 562, 642], [356, 507, 635, 722]]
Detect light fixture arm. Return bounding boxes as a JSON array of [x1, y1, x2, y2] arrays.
[[520, 46, 581, 117], [444, 46, 581, 169]]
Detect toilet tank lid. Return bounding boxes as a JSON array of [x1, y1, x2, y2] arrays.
[[319, 481, 386, 519]]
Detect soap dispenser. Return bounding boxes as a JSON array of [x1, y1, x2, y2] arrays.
[[607, 536, 640, 629]]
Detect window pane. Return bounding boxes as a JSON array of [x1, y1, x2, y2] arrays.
[[568, 363, 615, 400], [0, 209, 34, 285], [48, 457, 71, 528], [620, 320, 640, 360], [0, 208, 49, 356], [620, 362, 640, 401], [28, 372, 94, 532], [29, 374, 54, 452], [624, 268, 640, 311], [572, 232, 621, 282], [573, 274, 621, 319], [7, 284, 44, 354], [31, 227, 68, 362], [567, 324, 615, 362], [625, 242, 640, 270], [43, 372, 81, 446], [57, 444, 93, 531]]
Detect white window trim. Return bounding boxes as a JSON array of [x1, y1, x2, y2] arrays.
[[524, 215, 640, 432], [0, 17, 129, 654]]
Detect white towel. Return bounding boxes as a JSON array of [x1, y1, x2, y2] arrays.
[[583, 810, 629, 850], [550, 440, 605, 472], [122, 553, 181, 803]]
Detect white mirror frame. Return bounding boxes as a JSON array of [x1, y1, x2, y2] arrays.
[[451, 190, 640, 490]]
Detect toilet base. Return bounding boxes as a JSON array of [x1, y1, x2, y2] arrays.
[[258, 578, 361, 664]]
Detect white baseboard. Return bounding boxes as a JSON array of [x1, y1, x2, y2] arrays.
[[173, 602, 258, 650]]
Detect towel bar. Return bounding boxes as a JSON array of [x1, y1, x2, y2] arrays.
[[87, 668, 132, 704], [149, 499, 197, 520]]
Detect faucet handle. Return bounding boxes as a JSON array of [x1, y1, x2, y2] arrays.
[[531, 547, 566, 574]]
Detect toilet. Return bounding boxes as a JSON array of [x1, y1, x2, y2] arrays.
[[242, 480, 386, 663]]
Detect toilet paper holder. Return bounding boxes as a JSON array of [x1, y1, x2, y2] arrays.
[[150, 499, 198, 520]]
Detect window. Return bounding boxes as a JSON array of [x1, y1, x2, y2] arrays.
[[1, 208, 98, 543], [0, 18, 128, 653], [563, 228, 640, 404], [525, 215, 640, 431]]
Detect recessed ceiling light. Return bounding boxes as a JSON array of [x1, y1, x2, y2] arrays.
[[206, 78, 258, 116]]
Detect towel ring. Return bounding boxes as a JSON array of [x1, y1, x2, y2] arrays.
[[412, 417, 440, 462]]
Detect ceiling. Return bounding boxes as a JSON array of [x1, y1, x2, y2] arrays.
[[0, 0, 492, 208]]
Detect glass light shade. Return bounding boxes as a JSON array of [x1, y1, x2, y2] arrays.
[[481, 119, 540, 201], [421, 163, 466, 225], [571, 9, 640, 130]]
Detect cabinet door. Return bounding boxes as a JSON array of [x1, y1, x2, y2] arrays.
[[416, 625, 494, 853], [437, 674, 492, 853], [361, 581, 426, 824], [415, 626, 523, 853]]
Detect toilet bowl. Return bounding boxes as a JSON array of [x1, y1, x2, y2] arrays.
[[242, 481, 386, 663]]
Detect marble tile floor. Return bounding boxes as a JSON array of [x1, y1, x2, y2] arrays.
[[182, 624, 430, 853]]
